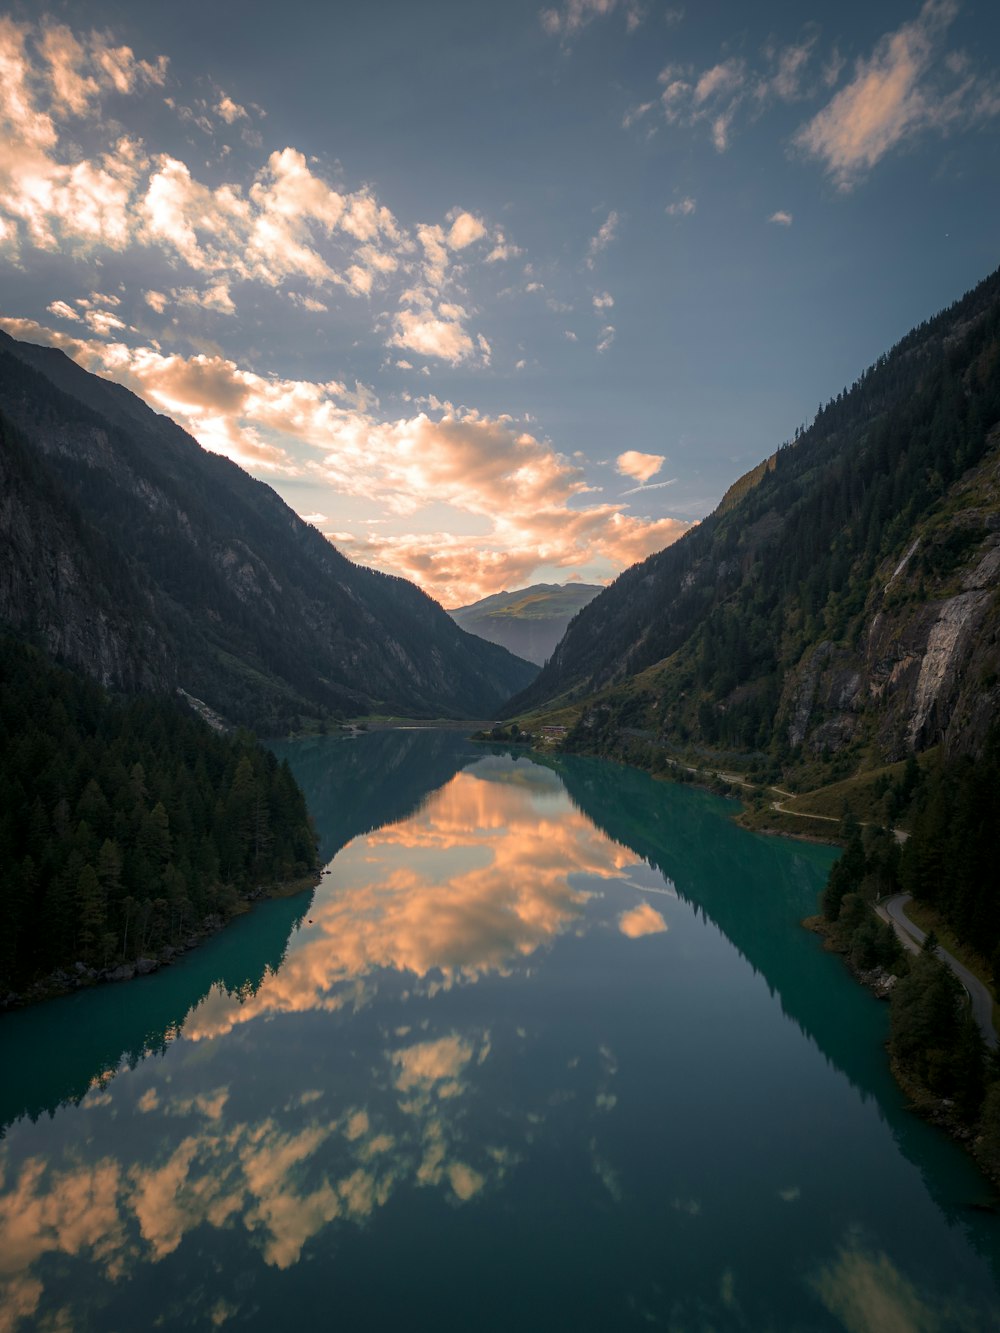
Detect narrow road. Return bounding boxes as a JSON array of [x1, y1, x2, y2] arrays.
[[876, 894, 998, 1050], [772, 799, 838, 823], [769, 798, 909, 844], [663, 756, 909, 840]]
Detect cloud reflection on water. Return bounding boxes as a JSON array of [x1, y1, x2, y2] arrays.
[[182, 761, 638, 1042], [0, 757, 651, 1328], [0, 1042, 501, 1326], [1, 752, 987, 1332]]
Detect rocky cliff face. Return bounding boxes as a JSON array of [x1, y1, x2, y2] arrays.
[[780, 444, 1000, 763], [0, 410, 169, 692], [0, 332, 536, 727]]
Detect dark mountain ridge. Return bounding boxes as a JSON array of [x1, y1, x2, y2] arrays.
[[506, 267, 1000, 777], [0, 331, 536, 728]]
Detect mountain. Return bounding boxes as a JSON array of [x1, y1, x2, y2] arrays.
[[448, 582, 603, 664], [505, 268, 1000, 780], [0, 331, 536, 729]]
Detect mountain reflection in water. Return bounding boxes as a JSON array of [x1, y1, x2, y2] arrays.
[[1, 732, 998, 1332]]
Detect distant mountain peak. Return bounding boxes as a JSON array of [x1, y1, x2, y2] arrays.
[[448, 582, 603, 665]]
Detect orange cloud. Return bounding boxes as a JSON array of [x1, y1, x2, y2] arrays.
[[180, 763, 637, 1042], [618, 902, 668, 938], [39, 24, 99, 116], [0, 318, 692, 599], [0, 20, 155, 255], [333, 511, 688, 605], [390, 307, 477, 364], [447, 211, 487, 250], [616, 450, 664, 483], [392, 1035, 475, 1095]]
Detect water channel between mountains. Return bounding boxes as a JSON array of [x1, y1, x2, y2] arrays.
[[1, 728, 998, 1330]]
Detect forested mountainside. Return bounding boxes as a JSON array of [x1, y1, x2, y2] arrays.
[[0, 638, 317, 997], [449, 583, 603, 665], [806, 731, 1000, 1181], [0, 332, 536, 730], [507, 268, 1000, 779]]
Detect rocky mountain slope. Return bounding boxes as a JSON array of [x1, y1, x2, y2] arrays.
[[448, 582, 603, 664], [505, 268, 1000, 780], [0, 332, 536, 728]]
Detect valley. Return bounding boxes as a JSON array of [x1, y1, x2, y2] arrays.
[[1, 5, 999, 1317]]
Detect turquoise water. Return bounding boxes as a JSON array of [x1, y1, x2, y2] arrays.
[[1, 729, 998, 1330]]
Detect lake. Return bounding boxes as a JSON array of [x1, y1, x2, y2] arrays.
[[2, 728, 999, 1330]]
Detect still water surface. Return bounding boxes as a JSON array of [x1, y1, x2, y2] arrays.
[[2, 729, 999, 1330]]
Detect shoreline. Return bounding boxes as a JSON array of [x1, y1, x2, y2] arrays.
[[556, 735, 1000, 1195], [0, 871, 321, 1013], [532, 734, 848, 847], [802, 912, 1000, 1196]]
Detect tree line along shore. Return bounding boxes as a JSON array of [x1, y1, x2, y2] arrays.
[[0, 637, 318, 1007]]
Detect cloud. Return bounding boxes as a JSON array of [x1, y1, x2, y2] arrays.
[[416, 223, 449, 289], [810, 1235, 964, 1333], [586, 210, 619, 267], [694, 58, 745, 105], [333, 507, 690, 606], [36, 22, 167, 119], [173, 282, 236, 314], [315, 410, 591, 520], [181, 763, 640, 1043], [794, 0, 999, 189], [0, 20, 504, 360], [622, 99, 657, 129], [288, 292, 329, 313], [616, 450, 664, 483], [447, 211, 486, 250], [0, 1075, 503, 1306], [665, 196, 696, 216], [3, 313, 692, 602], [39, 23, 99, 116], [758, 34, 819, 102], [636, 28, 822, 152], [83, 307, 126, 335], [389, 306, 478, 365], [392, 1035, 475, 1096], [618, 902, 668, 937], [46, 298, 79, 321], [663, 56, 749, 150], [769, 210, 793, 225], [540, 0, 622, 40], [215, 93, 248, 124], [0, 20, 149, 254], [484, 229, 522, 263], [0, 762, 698, 1315], [91, 36, 168, 96], [596, 324, 615, 353]]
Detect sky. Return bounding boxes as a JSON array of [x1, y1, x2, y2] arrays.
[[0, 0, 998, 607]]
